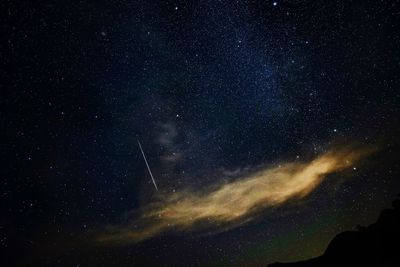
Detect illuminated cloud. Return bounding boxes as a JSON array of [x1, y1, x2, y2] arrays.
[[97, 145, 373, 244]]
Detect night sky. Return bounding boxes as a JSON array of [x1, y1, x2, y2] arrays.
[[3, 0, 400, 266]]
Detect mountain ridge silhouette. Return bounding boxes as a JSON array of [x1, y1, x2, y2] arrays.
[[268, 194, 400, 267]]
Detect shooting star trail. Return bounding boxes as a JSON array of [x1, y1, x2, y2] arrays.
[[137, 140, 158, 191]]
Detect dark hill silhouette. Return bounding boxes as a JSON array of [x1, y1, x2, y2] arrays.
[[268, 195, 400, 267]]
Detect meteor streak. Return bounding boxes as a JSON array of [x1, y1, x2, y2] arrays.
[[137, 140, 158, 191]]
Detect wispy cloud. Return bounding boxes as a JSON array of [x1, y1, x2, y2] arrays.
[[156, 122, 183, 163], [97, 145, 374, 244]]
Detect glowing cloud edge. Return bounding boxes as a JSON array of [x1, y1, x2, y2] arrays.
[[96, 145, 375, 245]]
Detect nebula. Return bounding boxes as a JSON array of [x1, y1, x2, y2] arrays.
[[97, 145, 373, 244]]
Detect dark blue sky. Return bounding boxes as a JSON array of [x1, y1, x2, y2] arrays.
[[3, 0, 400, 266]]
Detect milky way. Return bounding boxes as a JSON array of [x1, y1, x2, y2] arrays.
[[6, 0, 400, 266]]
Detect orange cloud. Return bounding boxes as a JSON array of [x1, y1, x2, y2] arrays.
[[97, 145, 373, 244]]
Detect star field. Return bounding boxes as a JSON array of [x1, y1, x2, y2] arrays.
[[2, 0, 400, 266]]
